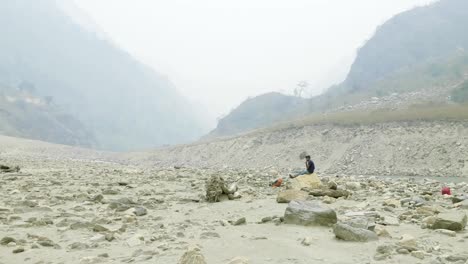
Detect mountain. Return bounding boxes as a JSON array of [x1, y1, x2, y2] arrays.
[[344, 0, 468, 92], [208, 92, 309, 138], [211, 0, 468, 138], [0, 0, 207, 151], [0, 83, 95, 146]]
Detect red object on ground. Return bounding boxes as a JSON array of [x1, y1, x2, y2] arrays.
[[442, 187, 451, 195], [272, 178, 283, 187]]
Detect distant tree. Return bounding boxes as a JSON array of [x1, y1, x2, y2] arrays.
[[294, 81, 309, 98]]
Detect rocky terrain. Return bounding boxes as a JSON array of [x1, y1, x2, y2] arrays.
[[0, 133, 468, 264], [140, 121, 468, 178]]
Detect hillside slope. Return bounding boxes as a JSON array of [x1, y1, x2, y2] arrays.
[[211, 0, 468, 137], [0, 84, 95, 147], [0, 0, 207, 150], [142, 120, 468, 178], [208, 93, 308, 138]]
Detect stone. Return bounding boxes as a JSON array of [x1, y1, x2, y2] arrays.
[[411, 251, 425, 260], [381, 216, 400, 226], [288, 173, 321, 190], [12, 248, 25, 254], [276, 190, 308, 203], [397, 234, 418, 252], [1, 237, 16, 245], [90, 234, 106, 243], [69, 242, 89, 250], [429, 212, 467, 231], [434, 229, 456, 237], [383, 199, 400, 208], [227, 256, 250, 264], [133, 207, 148, 216], [333, 223, 378, 242], [284, 201, 337, 227], [228, 192, 242, 200], [231, 217, 246, 226], [458, 200, 468, 210], [327, 181, 338, 190], [126, 234, 144, 247], [446, 254, 468, 262], [178, 247, 207, 264], [345, 182, 361, 190], [200, 232, 221, 239], [307, 189, 350, 199]]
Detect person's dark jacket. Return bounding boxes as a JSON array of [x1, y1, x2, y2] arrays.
[[306, 160, 315, 173]]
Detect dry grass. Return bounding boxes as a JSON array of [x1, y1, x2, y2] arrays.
[[254, 103, 468, 134]]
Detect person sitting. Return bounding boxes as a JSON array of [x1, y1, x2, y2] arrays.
[[289, 155, 315, 179]]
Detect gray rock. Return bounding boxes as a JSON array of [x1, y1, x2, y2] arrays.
[[446, 254, 468, 262], [276, 190, 308, 203], [429, 212, 467, 231], [133, 207, 148, 216], [231, 217, 246, 226], [333, 223, 378, 242], [1, 237, 16, 245], [284, 201, 337, 227]]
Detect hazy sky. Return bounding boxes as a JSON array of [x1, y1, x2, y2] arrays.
[[73, 0, 435, 120]]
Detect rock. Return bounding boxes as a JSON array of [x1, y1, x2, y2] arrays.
[[411, 251, 425, 260], [206, 175, 227, 202], [126, 234, 144, 247], [178, 247, 207, 264], [288, 173, 321, 190], [230, 217, 246, 226], [307, 189, 350, 199], [333, 223, 378, 242], [434, 229, 456, 237], [1, 237, 16, 245], [301, 237, 312, 246], [12, 247, 25, 254], [375, 226, 392, 238], [345, 182, 361, 190], [374, 244, 395, 260], [457, 200, 468, 210], [446, 254, 468, 262], [200, 232, 221, 239], [228, 192, 242, 200], [133, 207, 148, 216], [93, 224, 109, 233], [397, 234, 418, 252], [227, 256, 249, 264], [347, 217, 376, 231], [276, 190, 308, 203], [383, 199, 400, 208], [69, 242, 90, 250], [327, 181, 338, 190], [226, 183, 238, 194], [429, 211, 467, 231], [452, 195, 468, 204], [381, 216, 400, 226], [102, 189, 119, 195], [90, 234, 106, 243], [284, 201, 337, 227]]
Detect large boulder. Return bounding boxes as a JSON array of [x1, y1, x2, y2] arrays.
[[288, 173, 321, 190], [429, 211, 467, 231], [276, 190, 308, 203], [333, 223, 378, 242], [284, 200, 337, 227]]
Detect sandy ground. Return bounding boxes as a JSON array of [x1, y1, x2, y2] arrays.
[[1, 135, 468, 264]]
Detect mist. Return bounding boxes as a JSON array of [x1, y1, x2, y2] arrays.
[[74, 0, 434, 121]]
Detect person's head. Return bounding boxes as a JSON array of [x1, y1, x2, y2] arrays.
[[305, 155, 311, 161]]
